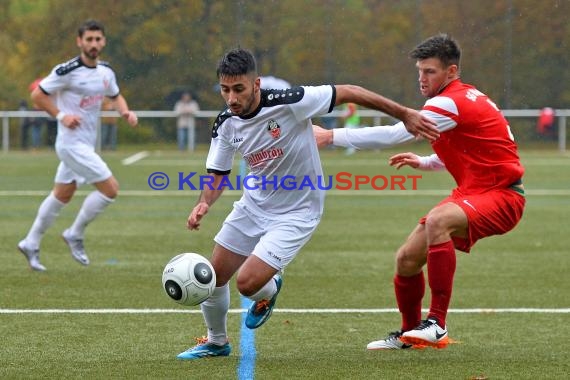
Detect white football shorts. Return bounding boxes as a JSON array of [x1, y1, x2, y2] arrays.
[[214, 201, 320, 271], [55, 145, 112, 185]]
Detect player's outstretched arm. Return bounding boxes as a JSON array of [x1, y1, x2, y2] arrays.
[[334, 84, 438, 141], [314, 122, 415, 151], [389, 152, 446, 171], [400, 107, 439, 141], [313, 125, 333, 148], [389, 152, 421, 170]]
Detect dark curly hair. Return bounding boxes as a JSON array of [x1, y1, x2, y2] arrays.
[[410, 33, 461, 68], [78, 19, 105, 37], [216, 48, 258, 79]]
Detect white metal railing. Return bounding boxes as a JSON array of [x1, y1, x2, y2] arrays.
[[1, 109, 568, 153]]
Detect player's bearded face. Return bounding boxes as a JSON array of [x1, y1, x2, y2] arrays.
[[220, 75, 260, 116], [416, 58, 453, 98], [77, 31, 106, 61]]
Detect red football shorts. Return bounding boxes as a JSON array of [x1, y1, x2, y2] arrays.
[[419, 188, 526, 253]]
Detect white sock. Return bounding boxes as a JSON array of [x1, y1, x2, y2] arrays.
[[25, 192, 66, 249], [248, 276, 277, 301], [201, 284, 230, 345], [67, 191, 114, 239]]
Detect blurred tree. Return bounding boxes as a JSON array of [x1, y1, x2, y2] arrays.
[[1, 0, 568, 114]]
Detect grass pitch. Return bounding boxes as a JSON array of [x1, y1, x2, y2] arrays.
[[1, 146, 569, 379]]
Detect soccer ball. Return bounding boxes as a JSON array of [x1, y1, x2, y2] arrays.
[[162, 252, 216, 306]]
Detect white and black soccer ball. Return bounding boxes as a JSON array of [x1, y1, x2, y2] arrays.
[[162, 252, 216, 306]]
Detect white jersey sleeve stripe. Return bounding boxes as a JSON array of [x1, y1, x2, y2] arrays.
[[425, 96, 458, 114], [333, 122, 414, 149]]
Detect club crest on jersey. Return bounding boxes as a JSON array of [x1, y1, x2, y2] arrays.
[[267, 119, 281, 139]]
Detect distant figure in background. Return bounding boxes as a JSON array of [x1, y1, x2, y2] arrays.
[[45, 116, 58, 148], [29, 79, 58, 148], [19, 100, 30, 149], [27, 79, 47, 150], [101, 97, 118, 150], [174, 92, 200, 151], [320, 110, 339, 150], [321, 112, 338, 131], [19, 100, 42, 150], [342, 102, 360, 155], [537, 107, 555, 139]]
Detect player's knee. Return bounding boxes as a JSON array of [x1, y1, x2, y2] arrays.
[[395, 247, 424, 276], [98, 178, 119, 199], [424, 211, 447, 236], [54, 193, 73, 204], [106, 186, 119, 199], [395, 252, 412, 274], [109, 179, 120, 198], [235, 276, 258, 297], [53, 186, 75, 203]]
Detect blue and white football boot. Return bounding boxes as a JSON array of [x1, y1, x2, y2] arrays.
[[177, 337, 231, 360], [245, 274, 283, 329]]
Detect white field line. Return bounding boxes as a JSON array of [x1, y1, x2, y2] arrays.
[[124, 158, 570, 167], [121, 151, 150, 166], [0, 308, 568, 314], [1, 189, 570, 197], [128, 159, 208, 166]]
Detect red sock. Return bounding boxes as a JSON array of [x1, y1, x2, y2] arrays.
[[427, 240, 456, 327], [394, 272, 425, 331]]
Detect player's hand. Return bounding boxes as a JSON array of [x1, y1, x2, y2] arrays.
[[402, 108, 439, 141], [389, 152, 421, 170], [187, 202, 209, 230], [312, 125, 333, 148], [62, 114, 81, 129], [122, 111, 138, 127]]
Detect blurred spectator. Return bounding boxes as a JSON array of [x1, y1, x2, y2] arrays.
[[29, 77, 57, 148], [537, 107, 555, 139], [174, 92, 200, 151], [45, 116, 57, 148], [320, 110, 339, 150], [321, 110, 338, 130], [342, 103, 361, 155], [101, 97, 118, 150], [27, 79, 47, 149], [19, 100, 41, 150]]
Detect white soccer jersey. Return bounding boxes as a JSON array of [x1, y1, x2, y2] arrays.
[[206, 85, 335, 219], [39, 57, 120, 148]]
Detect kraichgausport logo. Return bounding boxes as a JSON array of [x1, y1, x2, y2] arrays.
[[147, 171, 422, 191]]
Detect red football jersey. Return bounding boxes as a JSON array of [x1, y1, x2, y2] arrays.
[[422, 79, 524, 194]]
